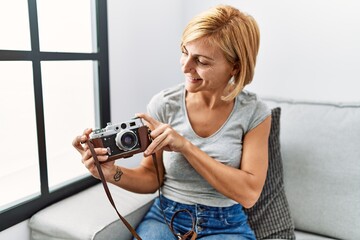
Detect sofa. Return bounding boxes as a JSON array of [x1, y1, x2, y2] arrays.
[[29, 97, 360, 239]]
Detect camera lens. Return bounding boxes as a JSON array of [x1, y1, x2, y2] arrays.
[[115, 130, 138, 151]]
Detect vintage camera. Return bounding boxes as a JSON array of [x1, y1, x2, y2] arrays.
[[89, 117, 151, 162]]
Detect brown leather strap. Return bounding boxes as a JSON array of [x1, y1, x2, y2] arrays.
[[170, 209, 197, 240], [87, 140, 197, 240], [87, 140, 142, 240]]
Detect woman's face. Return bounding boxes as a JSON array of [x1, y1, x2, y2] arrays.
[[180, 38, 235, 97]]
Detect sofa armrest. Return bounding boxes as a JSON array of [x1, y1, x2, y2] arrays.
[[29, 183, 156, 240]]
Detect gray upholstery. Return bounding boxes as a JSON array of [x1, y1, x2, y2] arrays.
[[264, 98, 360, 239], [29, 184, 156, 240], [295, 230, 336, 240]]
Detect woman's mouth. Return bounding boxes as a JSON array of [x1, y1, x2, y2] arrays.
[[187, 76, 202, 83]]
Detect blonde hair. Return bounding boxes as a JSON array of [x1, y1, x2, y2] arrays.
[[181, 5, 260, 101]]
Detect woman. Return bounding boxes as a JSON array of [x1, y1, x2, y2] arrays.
[[73, 5, 271, 240]]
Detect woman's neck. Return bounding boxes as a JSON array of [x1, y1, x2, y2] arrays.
[[185, 91, 232, 110]]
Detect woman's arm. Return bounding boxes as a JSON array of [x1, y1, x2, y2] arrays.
[[109, 150, 165, 194], [183, 115, 271, 208], [72, 128, 165, 194], [139, 113, 271, 208]]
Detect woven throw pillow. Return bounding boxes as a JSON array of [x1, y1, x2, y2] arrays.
[[244, 107, 295, 239]]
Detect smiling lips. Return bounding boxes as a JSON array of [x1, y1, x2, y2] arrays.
[[187, 76, 202, 83]]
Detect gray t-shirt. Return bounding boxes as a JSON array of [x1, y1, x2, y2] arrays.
[[147, 83, 271, 207]]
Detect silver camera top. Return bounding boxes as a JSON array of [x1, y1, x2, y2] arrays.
[[90, 117, 144, 139]]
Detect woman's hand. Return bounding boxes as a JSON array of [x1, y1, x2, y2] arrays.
[[72, 128, 115, 180], [136, 113, 188, 156]]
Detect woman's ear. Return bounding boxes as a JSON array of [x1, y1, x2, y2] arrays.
[[231, 62, 240, 76]]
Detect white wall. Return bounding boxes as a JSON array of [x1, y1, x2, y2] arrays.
[[181, 0, 360, 102], [107, 0, 184, 122], [107, 0, 185, 166]]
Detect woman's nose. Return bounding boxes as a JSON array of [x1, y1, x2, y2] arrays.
[[181, 56, 194, 73]]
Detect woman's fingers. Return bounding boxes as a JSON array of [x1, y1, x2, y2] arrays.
[[83, 157, 94, 169], [83, 147, 108, 162], [136, 113, 187, 155], [73, 128, 117, 180], [145, 130, 168, 156], [83, 128, 93, 135], [72, 135, 85, 152], [146, 127, 186, 156], [72, 128, 93, 153], [83, 154, 109, 169], [136, 113, 160, 129], [82, 147, 109, 172]]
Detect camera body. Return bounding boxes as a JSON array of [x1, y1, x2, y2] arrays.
[[89, 117, 151, 162]]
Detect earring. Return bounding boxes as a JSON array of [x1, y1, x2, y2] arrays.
[[228, 76, 235, 85]]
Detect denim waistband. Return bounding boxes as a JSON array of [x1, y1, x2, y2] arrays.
[[159, 195, 247, 221], [160, 194, 242, 210]]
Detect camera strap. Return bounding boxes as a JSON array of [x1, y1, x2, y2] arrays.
[[87, 140, 197, 240], [87, 140, 142, 240]]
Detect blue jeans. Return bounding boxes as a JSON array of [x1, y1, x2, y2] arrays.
[[135, 195, 255, 240]]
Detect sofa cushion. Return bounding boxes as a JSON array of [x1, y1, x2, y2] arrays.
[[295, 230, 337, 240], [264, 99, 360, 240], [29, 184, 156, 240], [244, 107, 295, 239]]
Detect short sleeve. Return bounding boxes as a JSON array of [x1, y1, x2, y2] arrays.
[[146, 84, 184, 125], [248, 100, 271, 132], [146, 91, 167, 123]]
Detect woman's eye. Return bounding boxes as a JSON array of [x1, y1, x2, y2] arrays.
[[197, 59, 207, 66]]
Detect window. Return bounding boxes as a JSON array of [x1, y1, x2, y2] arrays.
[[0, 0, 110, 230]]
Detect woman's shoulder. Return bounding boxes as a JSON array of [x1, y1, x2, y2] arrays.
[[235, 90, 271, 131], [150, 83, 184, 103], [236, 90, 269, 108], [237, 89, 261, 102], [147, 83, 184, 122]]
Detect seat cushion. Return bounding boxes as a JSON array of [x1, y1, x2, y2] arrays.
[[29, 184, 156, 240], [244, 107, 295, 239], [295, 230, 337, 240]]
